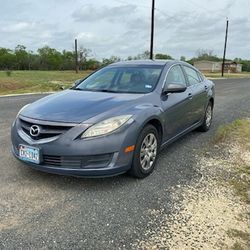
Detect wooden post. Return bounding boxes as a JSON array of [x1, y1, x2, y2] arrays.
[[222, 19, 229, 77], [150, 0, 155, 60]]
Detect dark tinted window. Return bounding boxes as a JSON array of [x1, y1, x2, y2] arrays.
[[183, 66, 200, 85], [165, 65, 186, 86]]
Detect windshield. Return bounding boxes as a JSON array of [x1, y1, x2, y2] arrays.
[[75, 65, 163, 93]]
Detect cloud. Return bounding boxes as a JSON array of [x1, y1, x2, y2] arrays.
[[72, 4, 138, 23], [0, 0, 249, 59], [1, 22, 32, 32]]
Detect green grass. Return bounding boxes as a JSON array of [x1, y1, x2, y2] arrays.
[[213, 119, 250, 147], [0, 70, 93, 95], [228, 229, 250, 242], [228, 229, 250, 250], [204, 72, 250, 79], [231, 242, 245, 250], [214, 119, 250, 204], [1, 70, 250, 95]]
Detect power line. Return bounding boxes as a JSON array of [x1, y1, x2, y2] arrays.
[[114, 0, 186, 24]]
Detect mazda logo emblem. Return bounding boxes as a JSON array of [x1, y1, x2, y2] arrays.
[[30, 125, 40, 137]]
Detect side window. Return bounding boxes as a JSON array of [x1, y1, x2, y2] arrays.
[[165, 65, 186, 86], [197, 71, 205, 82], [183, 66, 201, 85]]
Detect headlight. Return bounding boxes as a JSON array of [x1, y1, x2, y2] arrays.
[[81, 115, 133, 138], [16, 104, 30, 118]]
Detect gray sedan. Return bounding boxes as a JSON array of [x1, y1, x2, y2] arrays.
[[11, 60, 215, 178]]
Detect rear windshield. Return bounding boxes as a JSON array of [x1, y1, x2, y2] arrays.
[[75, 65, 163, 93]]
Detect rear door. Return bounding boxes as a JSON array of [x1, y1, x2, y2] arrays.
[[182, 65, 207, 124]]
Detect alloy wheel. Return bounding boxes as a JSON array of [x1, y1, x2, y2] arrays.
[[140, 133, 158, 171], [206, 105, 212, 127]]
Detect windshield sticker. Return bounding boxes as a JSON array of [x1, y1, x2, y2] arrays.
[[145, 84, 152, 89]]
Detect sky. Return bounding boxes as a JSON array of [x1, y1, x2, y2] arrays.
[[0, 0, 249, 60]]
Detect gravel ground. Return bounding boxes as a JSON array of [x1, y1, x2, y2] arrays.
[[0, 78, 250, 249], [134, 141, 250, 249]]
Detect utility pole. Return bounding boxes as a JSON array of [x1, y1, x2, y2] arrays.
[[75, 38, 78, 73], [221, 18, 229, 77], [150, 0, 155, 60]]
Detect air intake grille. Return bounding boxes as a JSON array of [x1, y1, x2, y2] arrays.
[[43, 154, 113, 169], [18, 117, 73, 140]]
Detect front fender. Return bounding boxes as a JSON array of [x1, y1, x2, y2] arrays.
[[132, 105, 164, 139]]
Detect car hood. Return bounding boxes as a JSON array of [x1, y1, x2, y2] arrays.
[[21, 90, 145, 123]]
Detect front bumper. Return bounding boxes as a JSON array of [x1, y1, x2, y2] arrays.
[[11, 118, 139, 177]]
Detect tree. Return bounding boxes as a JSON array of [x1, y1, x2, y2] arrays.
[[15, 45, 29, 70], [180, 56, 186, 61], [61, 50, 74, 70], [0, 48, 16, 70], [236, 59, 250, 72], [155, 53, 173, 60], [102, 56, 121, 66], [133, 51, 150, 60], [78, 47, 91, 70], [85, 58, 101, 70], [195, 49, 220, 62], [37, 46, 63, 70]]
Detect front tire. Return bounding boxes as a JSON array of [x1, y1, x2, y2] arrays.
[[129, 125, 160, 178], [198, 102, 213, 132]]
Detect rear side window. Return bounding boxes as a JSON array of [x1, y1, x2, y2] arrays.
[[183, 66, 201, 85], [197, 71, 205, 82], [165, 65, 186, 86]]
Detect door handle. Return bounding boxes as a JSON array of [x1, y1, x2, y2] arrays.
[[188, 93, 193, 99]]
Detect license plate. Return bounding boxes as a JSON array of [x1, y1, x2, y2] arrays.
[[19, 145, 40, 164]]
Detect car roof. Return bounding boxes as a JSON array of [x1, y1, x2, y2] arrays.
[[108, 60, 200, 73], [109, 59, 177, 67]]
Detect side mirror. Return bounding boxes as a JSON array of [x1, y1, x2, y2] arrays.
[[163, 83, 187, 94]]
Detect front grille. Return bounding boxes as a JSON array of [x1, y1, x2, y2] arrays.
[[19, 117, 73, 140], [43, 154, 113, 169]]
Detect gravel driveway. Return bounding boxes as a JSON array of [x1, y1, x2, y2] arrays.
[[0, 78, 249, 249]]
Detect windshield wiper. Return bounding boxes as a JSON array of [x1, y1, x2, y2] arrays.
[[98, 89, 119, 93], [72, 88, 119, 93]]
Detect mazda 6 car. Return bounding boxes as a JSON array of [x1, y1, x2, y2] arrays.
[[11, 60, 215, 178]]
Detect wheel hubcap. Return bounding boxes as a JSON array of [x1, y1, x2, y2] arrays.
[[206, 105, 212, 127], [140, 133, 157, 171]]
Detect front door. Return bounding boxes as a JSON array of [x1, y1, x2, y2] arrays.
[[161, 65, 193, 142]]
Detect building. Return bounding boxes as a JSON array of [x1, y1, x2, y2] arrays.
[[194, 60, 242, 73]]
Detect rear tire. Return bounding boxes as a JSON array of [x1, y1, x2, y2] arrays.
[[198, 102, 213, 132], [129, 125, 160, 178]]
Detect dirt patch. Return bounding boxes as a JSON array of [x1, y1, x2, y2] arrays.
[[0, 82, 27, 91], [133, 120, 250, 249]]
